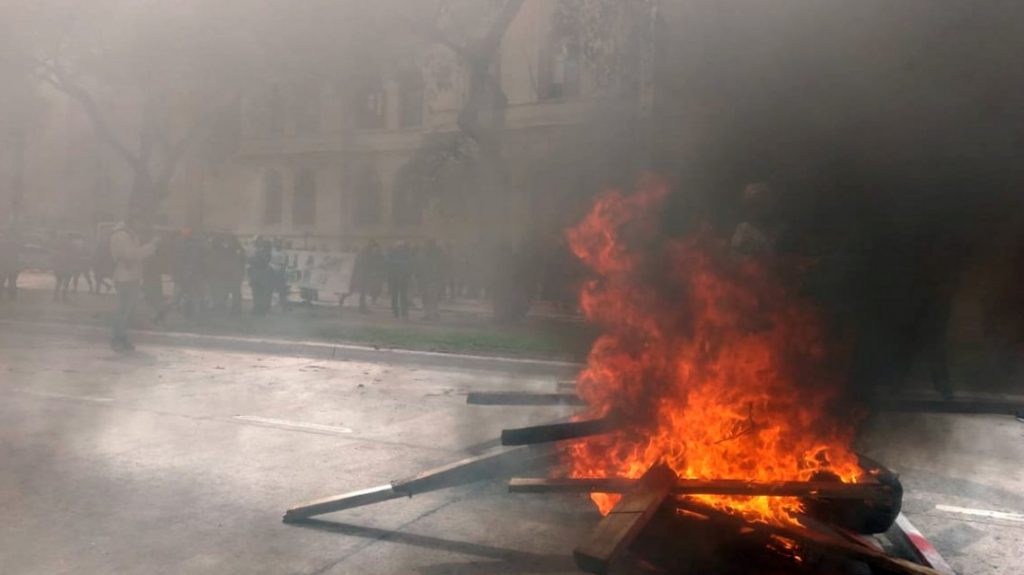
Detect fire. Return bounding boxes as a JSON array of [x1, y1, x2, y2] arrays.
[[563, 177, 863, 525]]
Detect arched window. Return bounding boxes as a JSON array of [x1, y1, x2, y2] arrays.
[[392, 174, 425, 226], [351, 75, 387, 130], [398, 68, 424, 128], [262, 169, 283, 225], [353, 166, 382, 225], [539, 41, 581, 100], [292, 169, 317, 226], [267, 85, 286, 135]]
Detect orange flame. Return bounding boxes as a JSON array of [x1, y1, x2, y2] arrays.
[[563, 178, 863, 525]]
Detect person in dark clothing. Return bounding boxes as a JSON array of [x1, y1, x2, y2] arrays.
[[248, 239, 273, 316], [848, 223, 960, 399], [490, 243, 535, 323], [208, 234, 246, 315], [269, 240, 291, 311], [387, 241, 413, 319], [352, 240, 384, 313], [69, 234, 93, 293], [91, 234, 114, 294], [155, 228, 205, 322], [0, 229, 20, 299], [52, 233, 75, 302], [418, 239, 445, 321]]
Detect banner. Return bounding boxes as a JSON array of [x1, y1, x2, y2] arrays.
[[285, 250, 358, 305]]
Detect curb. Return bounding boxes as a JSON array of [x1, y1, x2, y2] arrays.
[[0, 319, 583, 376]]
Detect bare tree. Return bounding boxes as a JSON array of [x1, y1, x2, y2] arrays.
[[382, 0, 526, 237], [7, 0, 252, 216]]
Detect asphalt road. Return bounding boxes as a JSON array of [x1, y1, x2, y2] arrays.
[[0, 330, 1020, 574]]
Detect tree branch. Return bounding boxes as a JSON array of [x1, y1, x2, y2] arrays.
[[32, 57, 141, 168], [474, 0, 526, 58], [399, 15, 467, 58]]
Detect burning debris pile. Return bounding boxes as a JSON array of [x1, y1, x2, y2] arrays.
[[284, 180, 950, 575], [562, 178, 863, 524]]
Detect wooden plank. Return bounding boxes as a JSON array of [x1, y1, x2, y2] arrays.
[[283, 485, 400, 522], [672, 499, 942, 575], [501, 416, 619, 446], [573, 464, 678, 575], [509, 477, 893, 501], [283, 444, 556, 522], [392, 445, 557, 495], [466, 391, 586, 406]]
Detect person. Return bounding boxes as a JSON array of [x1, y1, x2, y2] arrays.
[[52, 233, 75, 302], [207, 234, 246, 315], [490, 242, 535, 323], [731, 182, 780, 256], [109, 212, 159, 351], [91, 232, 115, 294], [0, 228, 20, 300], [270, 239, 291, 311], [387, 241, 413, 319], [351, 240, 383, 313], [247, 238, 273, 316], [418, 239, 445, 321], [69, 233, 93, 293], [155, 228, 204, 322]]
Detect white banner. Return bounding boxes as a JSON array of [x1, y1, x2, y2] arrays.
[[284, 250, 358, 304]]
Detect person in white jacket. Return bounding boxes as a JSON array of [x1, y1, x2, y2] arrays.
[[109, 213, 159, 351]]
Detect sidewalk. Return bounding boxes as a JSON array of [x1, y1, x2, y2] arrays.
[[0, 272, 595, 363]]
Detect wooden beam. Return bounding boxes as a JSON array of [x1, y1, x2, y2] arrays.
[[573, 464, 679, 575], [509, 477, 894, 501], [283, 444, 556, 522], [501, 416, 618, 446], [466, 391, 586, 406]]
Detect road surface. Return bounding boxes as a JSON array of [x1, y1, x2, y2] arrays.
[[0, 330, 1020, 574]]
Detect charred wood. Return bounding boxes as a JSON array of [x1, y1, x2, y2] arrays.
[[466, 391, 586, 406], [500, 416, 619, 446]]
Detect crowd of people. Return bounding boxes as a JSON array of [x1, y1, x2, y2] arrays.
[[0, 215, 589, 352]]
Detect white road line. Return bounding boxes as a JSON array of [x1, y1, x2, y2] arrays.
[[935, 504, 1024, 523], [18, 389, 115, 403], [233, 415, 353, 435]]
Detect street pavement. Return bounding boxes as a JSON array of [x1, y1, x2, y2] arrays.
[[0, 330, 1021, 574]]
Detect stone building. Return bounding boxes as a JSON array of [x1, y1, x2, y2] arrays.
[[196, 0, 654, 250]]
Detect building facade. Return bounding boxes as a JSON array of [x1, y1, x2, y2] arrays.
[[197, 0, 653, 250]]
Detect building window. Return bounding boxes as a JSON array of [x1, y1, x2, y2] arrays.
[[263, 169, 283, 225], [292, 169, 316, 226], [292, 82, 321, 135], [398, 68, 424, 128], [540, 42, 581, 100], [352, 76, 387, 130], [353, 166, 381, 225], [392, 172, 426, 226], [267, 85, 286, 135]]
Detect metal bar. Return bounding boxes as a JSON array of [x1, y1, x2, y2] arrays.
[[889, 513, 957, 575], [283, 485, 400, 522], [672, 499, 942, 575], [283, 444, 557, 522]]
